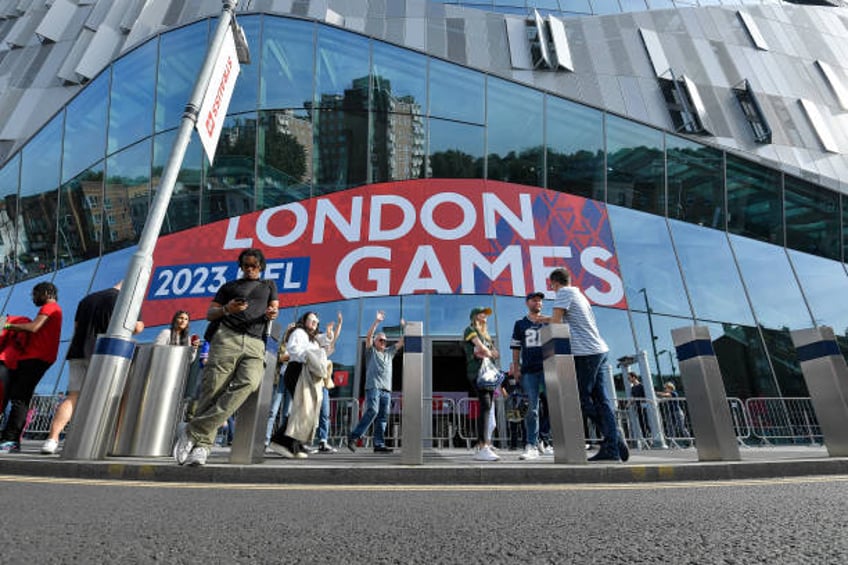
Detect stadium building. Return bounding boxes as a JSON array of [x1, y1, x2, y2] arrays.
[[0, 0, 847, 405]]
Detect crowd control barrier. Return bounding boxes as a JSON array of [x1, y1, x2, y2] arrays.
[[111, 343, 193, 457]]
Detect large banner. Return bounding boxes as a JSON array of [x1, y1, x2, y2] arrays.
[[142, 179, 626, 326]]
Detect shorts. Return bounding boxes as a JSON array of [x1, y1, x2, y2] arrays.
[[66, 358, 90, 393]]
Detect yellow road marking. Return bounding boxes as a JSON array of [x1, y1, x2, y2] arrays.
[[1, 474, 847, 492]]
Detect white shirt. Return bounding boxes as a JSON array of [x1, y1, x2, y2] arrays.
[[553, 286, 608, 356]]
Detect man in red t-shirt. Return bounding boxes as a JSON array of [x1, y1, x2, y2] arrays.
[[0, 282, 62, 453]]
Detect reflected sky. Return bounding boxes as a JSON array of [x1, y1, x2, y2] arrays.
[[669, 218, 754, 325], [729, 235, 813, 330], [787, 250, 848, 334], [608, 205, 691, 318]]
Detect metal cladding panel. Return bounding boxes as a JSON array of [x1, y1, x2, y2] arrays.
[[35, 0, 77, 43], [799, 98, 840, 153], [548, 15, 573, 71], [682, 74, 712, 133], [57, 26, 94, 84], [639, 27, 669, 78], [505, 17, 533, 70], [816, 59, 848, 110], [534, 9, 552, 69], [74, 23, 121, 80], [737, 10, 769, 51]]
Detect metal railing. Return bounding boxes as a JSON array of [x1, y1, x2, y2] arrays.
[[6, 393, 824, 449]]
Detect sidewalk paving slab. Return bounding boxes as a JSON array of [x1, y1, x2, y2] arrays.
[[2, 441, 847, 485]]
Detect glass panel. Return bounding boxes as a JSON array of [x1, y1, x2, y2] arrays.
[[428, 118, 484, 179], [260, 17, 314, 109], [227, 15, 260, 115], [701, 321, 778, 398], [726, 153, 782, 245], [155, 20, 209, 132], [666, 135, 724, 230], [372, 41, 426, 116], [0, 155, 20, 287], [606, 115, 665, 215], [729, 234, 812, 330], [608, 206, 691, 318], [59, 163, 104, 267], [371, 39, 427, 184], [427, 294, 496, 336], [668, 219, 754, 325], [91, 245, 135, 291], [546, 96, 604, 201], [783, 175, 839, 261], [595, 306, 639, 390], [761, 327, 807, 397], [153, 129, 202, 235], [843, 193, 847, 263], [103, 140, 151, 254], [314, 26, 369, 111], [429, 58, 485, 124], [486, 77, 544, 187], [257, 109, 312, 208], [203, 113, 257, 224], [312, 109, 368, 194], [53, 257, 98, 342], [19, 116, 62, 278], [631, 312, 691, 390], [62, 72, 108, 182], [0, 285, 10, 313], [787, 250, 848, 332], [108, 40, 156, 154]]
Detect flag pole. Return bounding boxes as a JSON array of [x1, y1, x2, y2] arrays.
[[62, 0, 250, 460]]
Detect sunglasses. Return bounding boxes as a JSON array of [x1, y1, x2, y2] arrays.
[[241, 262, 261, 270]]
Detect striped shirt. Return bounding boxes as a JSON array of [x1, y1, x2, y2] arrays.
[[552, 286, 608, 356]]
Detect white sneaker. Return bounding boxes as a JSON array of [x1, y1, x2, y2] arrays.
[[474, 446, 500, 462], [173, 428, 195, 465], [41, 438, 59, 455], [538, 443, 554, 456], [519, 444, 539, 460], [185, 446, 209, 467]]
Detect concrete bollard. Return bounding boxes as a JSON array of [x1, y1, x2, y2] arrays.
[[229, 322, 282, 464], [401, 321, 424, 465], [541, 324, 586, 464], [789, 326, 848, 457], [671, 326, 740, 461]]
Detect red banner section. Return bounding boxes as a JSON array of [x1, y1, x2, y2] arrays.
[[142, 179, 625, 326]]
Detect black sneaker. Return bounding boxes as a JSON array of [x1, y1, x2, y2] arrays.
[[346, 437, 357, 453], [618, 437, 630, 463], [373, 445, 393, 453], [588, 450, 619, 462]]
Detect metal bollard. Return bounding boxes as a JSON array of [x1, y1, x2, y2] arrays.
[[789, 326, 848, 457], [637, 350, 667, 448], [62, 336, 137, 461], [541, 324, 586, 464], [672, 326, 740, 461], [229, 322, 282, 464], [401, 321, 424, 465]]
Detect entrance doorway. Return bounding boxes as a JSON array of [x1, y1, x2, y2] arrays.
[[431, 340, 467, 392]]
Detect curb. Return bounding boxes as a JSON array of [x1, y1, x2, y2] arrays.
[[2, 455, 848, 485]]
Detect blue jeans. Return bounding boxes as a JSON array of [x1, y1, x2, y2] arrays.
[[520, 370, 544, 447], [574, 352, 618, 456], [316, 388, 330, 443], [350, 389, 391, 447]]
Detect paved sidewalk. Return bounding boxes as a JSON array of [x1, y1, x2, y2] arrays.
[[1, 440, 847, 485]]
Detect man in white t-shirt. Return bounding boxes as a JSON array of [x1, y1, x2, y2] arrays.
[[549, 267, 628, 463]]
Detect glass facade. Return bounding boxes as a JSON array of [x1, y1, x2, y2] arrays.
[[0, 13, 845, 400]]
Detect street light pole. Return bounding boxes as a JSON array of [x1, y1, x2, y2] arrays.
[[62, 0, 249, 461], [639, 287, 662, 389]]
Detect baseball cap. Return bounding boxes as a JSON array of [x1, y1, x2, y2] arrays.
[[525, 292, 545, 301], [469, 306, 493, 319]]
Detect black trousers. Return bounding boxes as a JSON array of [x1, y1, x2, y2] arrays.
[[1, 359, 51, 442]]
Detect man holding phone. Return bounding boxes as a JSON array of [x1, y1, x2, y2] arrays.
[[173, 248, 279, 467]]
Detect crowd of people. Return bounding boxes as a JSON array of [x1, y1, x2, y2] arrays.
[[0, 260, 647, 466]]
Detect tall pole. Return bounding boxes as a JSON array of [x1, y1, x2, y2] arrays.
[[62, 0, 245, 460], [639, 287, 662, 390]]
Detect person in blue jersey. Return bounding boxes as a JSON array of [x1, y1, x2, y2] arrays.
[[549, 267, 628, 463], [510, 291, 550, 461]]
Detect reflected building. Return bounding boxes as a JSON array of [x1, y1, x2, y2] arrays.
[[0, 0, 846, 401]]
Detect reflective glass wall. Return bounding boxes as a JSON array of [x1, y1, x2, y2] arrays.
[[0, 13, 845, 398]]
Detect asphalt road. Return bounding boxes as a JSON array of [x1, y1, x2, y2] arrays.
[[1, 474, 845, 564]]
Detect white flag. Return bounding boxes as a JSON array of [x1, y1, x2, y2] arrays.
[[196, 29, 241, 164]]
